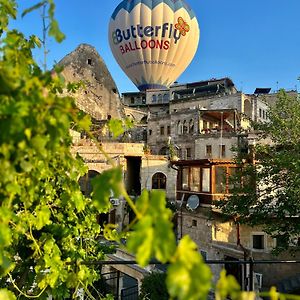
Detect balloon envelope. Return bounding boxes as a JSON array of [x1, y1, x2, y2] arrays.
[[109, 0, 200, 91]]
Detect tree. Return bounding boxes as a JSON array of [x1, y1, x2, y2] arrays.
[[139, 272, 169, 300], [218, 91, 300, 253]]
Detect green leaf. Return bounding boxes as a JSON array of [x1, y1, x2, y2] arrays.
[[48, 18, 65, 43], [91, 167, 122, 212], [166, 236, 212, 300], [35, 206, 52, 230], [0, 289, 16, 300], [127, 190, 176, 266], [215, 269, 241, 300], [0, 224, 11, 247], [108, 119, 124, 138], [21, 1, 47, 17]]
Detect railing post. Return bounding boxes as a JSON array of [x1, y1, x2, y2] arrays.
[[249, 257, 254, 291], [117, 270, 120, 299]]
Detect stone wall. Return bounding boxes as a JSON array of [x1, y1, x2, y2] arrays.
[[195, 135, 238, 159], [141, 155, 177, 200]]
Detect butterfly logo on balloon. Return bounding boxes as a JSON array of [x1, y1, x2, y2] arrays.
[[175, 17, 190, 36]]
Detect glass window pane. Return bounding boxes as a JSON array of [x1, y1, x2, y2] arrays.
[[182, 168, 189, 190], [202, 168, 210, 192], [190, 167, 200, 191], [215, 167, 227, 193]]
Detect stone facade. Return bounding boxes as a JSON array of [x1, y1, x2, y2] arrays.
[[61, 44, 299, 292]]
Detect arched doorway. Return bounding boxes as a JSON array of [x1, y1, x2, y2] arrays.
[[152, 172, 167, 190], [244, 99, 252, 118], [78, 170, 100, 197], [78, 170, 113, 227]]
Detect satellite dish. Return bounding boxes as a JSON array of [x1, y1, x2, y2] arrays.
[[186, 195, 199, 211]]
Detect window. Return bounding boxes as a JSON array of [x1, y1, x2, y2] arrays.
[[152, 95, 157, 103], [167, 125, 171, 135], [158, 94, 162, 103], [152, 172, 167, 189], [259, 108, 262, 118], [189, 119, 194, 133], [159, 147, 168, 155], [142, 97, 146, 104], [177, 149, 182, 159], [149, 129, 152, 136], [87, 58, 92, 65], [181, 168, 189, 190], [201, 168, 210, 192], [183, 120, 188, 134], [186, 148, 191, 159], [228, 167, 241, 192], [163, 94, 169, 102], [130, 97, 135, 104], [215, 167, 226, 193], [219, 144, 226, 158], [160, 126, 165, 135], [252, 234, 265, 250], [206, 145, 212, 157], [262, 110, 265, 119], [192, 219, 197, 227], [190, 167, 200, 191], [200, 250, 207, 261], [177, 121, 183, 135]]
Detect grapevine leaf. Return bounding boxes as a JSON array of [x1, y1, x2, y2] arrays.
[[0, 289, 16, 300], [126, 190, 176, 266], [21, 1, 47, 17], [166, 236, 212, 300], [108, 119, 124, 138], [35, 206, 52, 230], [91, 167, 122, 212], [215, 269, 241, 300]]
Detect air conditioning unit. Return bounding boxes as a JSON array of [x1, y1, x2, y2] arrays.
[[253, 272, 263, 289], [109, 198, 120, 206]]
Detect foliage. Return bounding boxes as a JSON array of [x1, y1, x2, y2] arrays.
[[139, 272, 169, 300], [218, 91, 300, 252], [0, 1, 105, 298]]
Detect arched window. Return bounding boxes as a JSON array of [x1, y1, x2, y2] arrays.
[[163, 94, 169, 103], [159, 147, 169, 155], [78, 170, 100, 197], [152, 95, 157, 103], [157, 94, 163, 103], [189, 119, 194, 133], [177, 121, 182, 135], [183, 120, 188, 134], [140, 116, 148, 124], [152, 172, 167, 189]]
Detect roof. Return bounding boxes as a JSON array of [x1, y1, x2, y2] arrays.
[[254, 88, 271, 94], [172, 159, 236, 166]]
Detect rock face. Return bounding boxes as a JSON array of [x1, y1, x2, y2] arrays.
[[58, 44, 124, 120]]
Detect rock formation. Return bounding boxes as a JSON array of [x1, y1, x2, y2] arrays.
[[58, 44, 124, 120]]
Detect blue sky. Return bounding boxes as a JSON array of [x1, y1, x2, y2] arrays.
[[11, 0, 300, 94]]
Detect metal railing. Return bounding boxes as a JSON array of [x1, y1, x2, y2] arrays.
[[81, 258, 300, 299]]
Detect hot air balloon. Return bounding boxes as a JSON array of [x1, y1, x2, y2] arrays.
[[108, 0, 200, 91]]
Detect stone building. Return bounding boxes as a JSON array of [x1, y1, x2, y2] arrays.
[[60, 44, 300, 294]]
